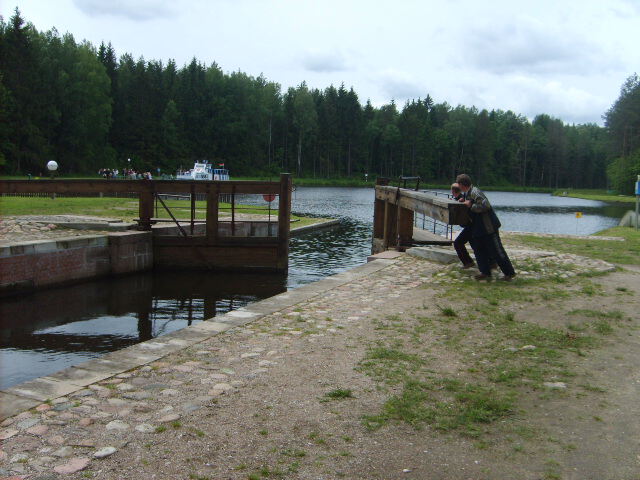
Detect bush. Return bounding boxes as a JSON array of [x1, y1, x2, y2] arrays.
[[607, 149, 640, 195]]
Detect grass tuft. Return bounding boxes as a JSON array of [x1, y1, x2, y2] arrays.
[[323, 388, 354, 400]]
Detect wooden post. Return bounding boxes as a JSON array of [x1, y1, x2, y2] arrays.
[[138, 185, 154, 231], [190, 184, 196, 235], [372, 178, 389, 254], [372, 178, 389, 239], [206, 184, 219, 244], [231, 185, 236, 236], [396, 206, 414, 251], [277, 173, 292, 271], [383, 200, 398, 249]]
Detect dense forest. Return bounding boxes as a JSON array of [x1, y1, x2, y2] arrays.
[[0, 10, 638, 192]]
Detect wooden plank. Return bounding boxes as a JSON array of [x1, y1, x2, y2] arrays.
[[412, 228, 453, 245], [277, 173, 292, 271], [153, 236, 279, 247], [153, 245, 281, 271], [383, 200, 397, 248], [397, 206, 414, 250], [373, 197, 385, 238], [375, 186, 469, 225], [0, 179, 281, 195], [371, 177, 390, 254], [205, 184, 219, 243], [0, 180, 150, 194], [138, 191, 154, 231], [190, 184, 196, 235]]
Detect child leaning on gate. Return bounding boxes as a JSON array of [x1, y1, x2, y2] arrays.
[[450, 183, 475, 269]]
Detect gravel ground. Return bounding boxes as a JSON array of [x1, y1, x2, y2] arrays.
[[2, 234, 639, 480], [0, 216, 115, 246]]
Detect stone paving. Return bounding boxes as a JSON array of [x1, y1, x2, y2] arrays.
[[0, 244, 618, 478], [0, 216, 120, 247]]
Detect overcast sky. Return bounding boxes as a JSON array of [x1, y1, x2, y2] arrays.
[[3, 0, 639, 125]]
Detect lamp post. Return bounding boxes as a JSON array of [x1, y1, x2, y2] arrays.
[[47, 160, 58, 199]]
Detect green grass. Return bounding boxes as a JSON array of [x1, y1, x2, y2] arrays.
[[509, 227, 640, 265], [0, 195, 326, 228], [568, 309, 624, 319], [322, 388, 355, 400], [437, 305, 458, 317], [363, 379, 515, 435], [359, 273, 609, 437], [552, 188, 637, 204]]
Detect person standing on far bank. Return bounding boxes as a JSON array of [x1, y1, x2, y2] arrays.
[[456, 174, 516, 281]]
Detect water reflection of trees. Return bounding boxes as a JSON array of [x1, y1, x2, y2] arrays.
[[0, 271, 285, 355]]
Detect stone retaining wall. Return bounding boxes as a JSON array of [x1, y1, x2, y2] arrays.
[[0, 232, 152, 296]]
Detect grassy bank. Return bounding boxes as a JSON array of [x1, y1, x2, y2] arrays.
[[0, 196, 325, 228], [505, 226, 640, 265], [552, 188, 637, 204], [353, 247, 638, 476]]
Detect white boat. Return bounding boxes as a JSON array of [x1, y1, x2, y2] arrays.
[[176, 161, 229, 181]]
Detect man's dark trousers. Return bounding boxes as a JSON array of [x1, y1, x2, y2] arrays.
[[454, 226, 474, 266], [472, 232, 515, 276]]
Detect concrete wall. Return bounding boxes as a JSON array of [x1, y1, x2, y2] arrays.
[[0, 232, 152, 296]]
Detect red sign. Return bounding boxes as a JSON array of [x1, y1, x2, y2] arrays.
[[263, 194, 276, 203]]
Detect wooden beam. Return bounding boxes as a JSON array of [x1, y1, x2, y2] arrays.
[[397, 205, 414, 250], [138, 191, 154, 231], [153, 244, 282, 271], [277, 173, 292, 271], [0, 179, 281, 195], [190, 184, 196, 235], [205, 184, 219, 243], [383, 200, 397, 249], [375, 186, 469, 225], [153, 236, 280, 247], [372, 177, 388, 239]]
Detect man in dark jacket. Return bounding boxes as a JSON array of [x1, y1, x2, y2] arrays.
[[456, 173, 516, 281]]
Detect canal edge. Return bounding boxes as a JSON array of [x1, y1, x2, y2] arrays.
[[0, 255, 399, 421]]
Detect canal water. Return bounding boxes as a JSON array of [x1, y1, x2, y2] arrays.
[[0, 188, 629, 388]]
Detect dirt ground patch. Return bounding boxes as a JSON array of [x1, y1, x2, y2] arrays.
[[1, 249, 639, 480]]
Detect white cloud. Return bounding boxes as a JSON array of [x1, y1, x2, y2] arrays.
[[505, 76, 609, 124], [73, 0, 178, 21], [462, 17, 622, 76], [378, 70, 427, 103], [301, 50, 348, 73]]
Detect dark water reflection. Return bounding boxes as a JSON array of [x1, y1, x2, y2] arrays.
[[0, 272, 285, 389], [1, 187, 628, 388]]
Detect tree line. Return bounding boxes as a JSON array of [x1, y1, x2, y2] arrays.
[[1, 9, 638, 191]]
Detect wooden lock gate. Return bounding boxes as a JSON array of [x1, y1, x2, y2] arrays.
[[372, 177, 470, 254], [1, 174, 292, 272]]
